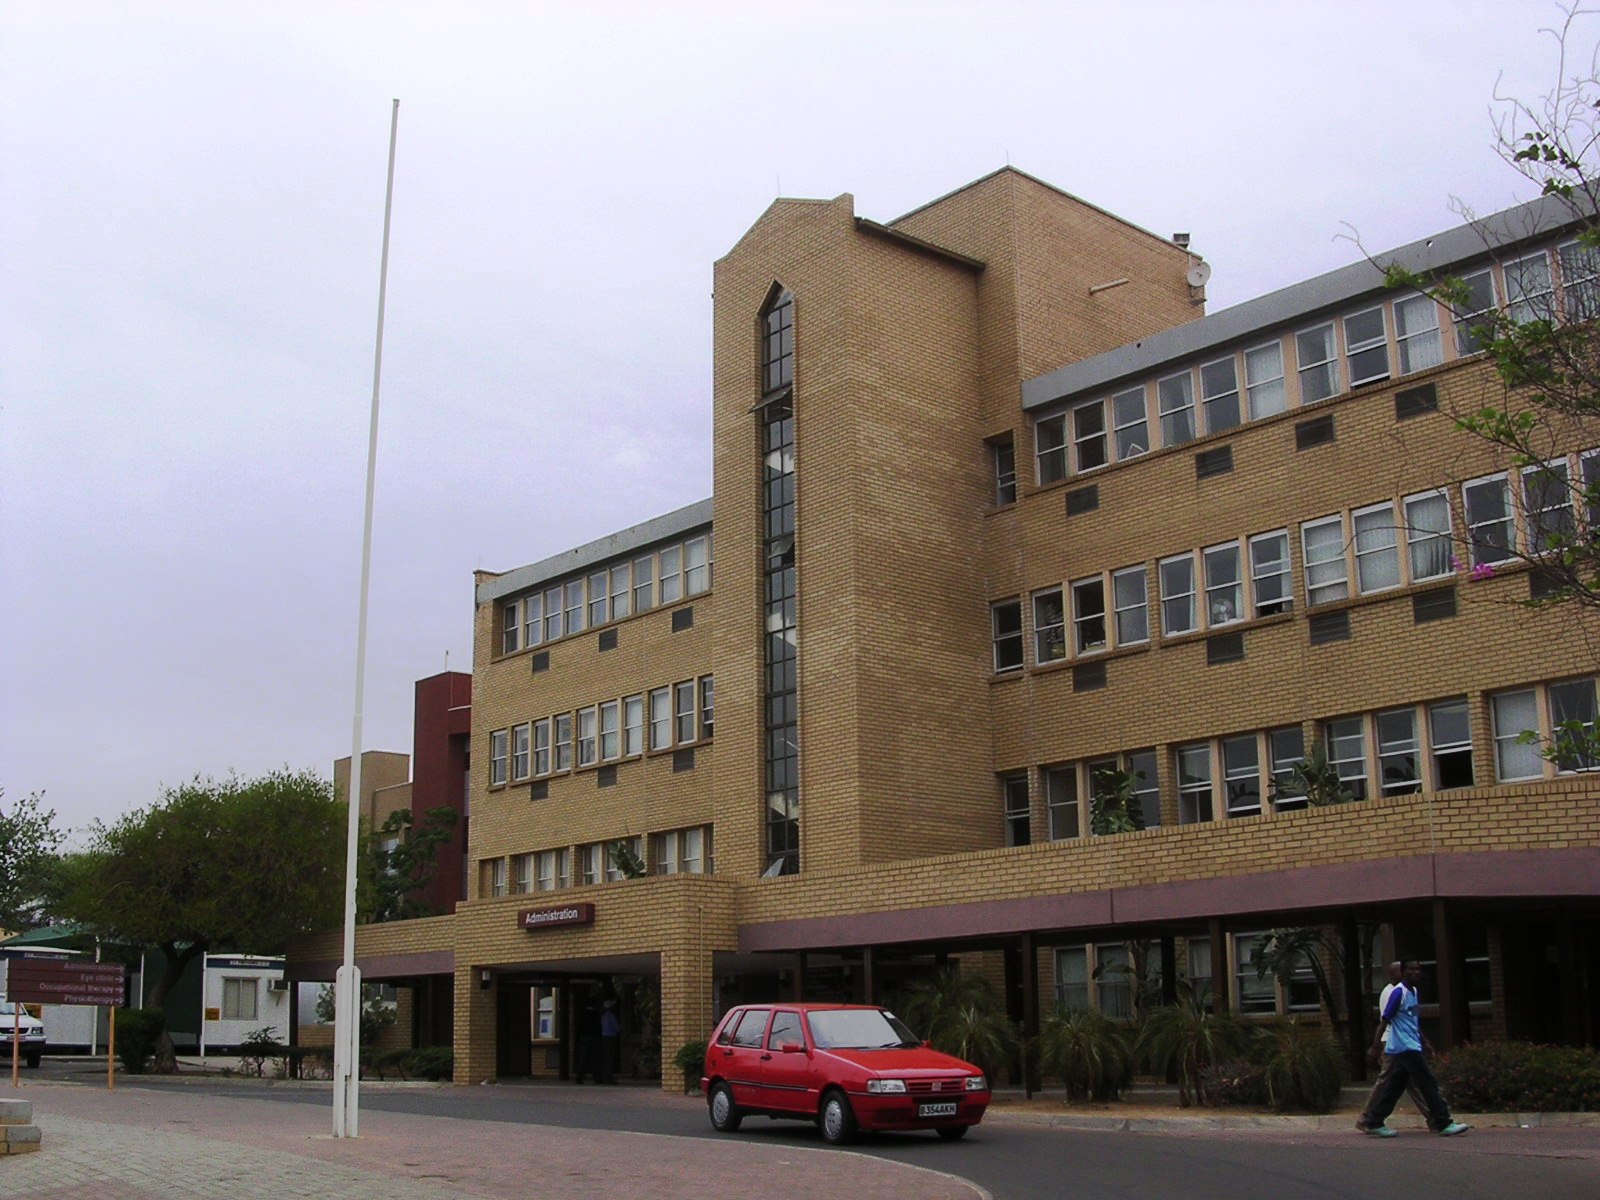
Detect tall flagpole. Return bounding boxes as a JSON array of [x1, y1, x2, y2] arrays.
[[335, 97, 400, 1139]]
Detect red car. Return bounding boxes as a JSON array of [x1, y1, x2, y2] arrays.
[[700, 1002, 991, 1144]]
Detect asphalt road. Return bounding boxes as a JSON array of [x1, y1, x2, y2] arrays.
[[90, 1074, 1599, 1200]]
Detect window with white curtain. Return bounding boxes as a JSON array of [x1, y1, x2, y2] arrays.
[[1245, 341, 1287, 419], [1352, 503, 1401, 593], [1393, 294, 1443, 374], [1403, 490, 1453, 581], [1463, 474, 1514, 565], [1492, 689, 1543, 780], [1159, 554, 1197, 636], [1296, 323, 1340, 402], [1302, 516, 1350, 605], [1158, 371, 1196, 447]]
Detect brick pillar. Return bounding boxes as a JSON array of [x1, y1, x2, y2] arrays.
[[660, 944, 715, 1093], [453, 963, 497, 1085]]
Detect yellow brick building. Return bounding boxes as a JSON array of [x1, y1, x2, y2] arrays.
[[291, 169, 1600, 1087]]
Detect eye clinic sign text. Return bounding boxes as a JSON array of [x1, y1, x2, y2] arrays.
[[518, 903, 595, 931]]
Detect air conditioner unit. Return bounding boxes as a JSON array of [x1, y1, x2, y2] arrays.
[[267, 979, 290, 993]]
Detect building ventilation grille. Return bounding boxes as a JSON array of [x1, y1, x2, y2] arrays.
[[596, 766, 617, 788], [1308, 610, 1351, 645], [1206, 631, 1245, 664], [598, 629, 618, 651], [530, 781, 549, 801], [1073, 661, 1107, 691], [1529, 567, 1566, 601], [1394, 383, 1438, 420], [1412, 586, 1457, 623], [672, 747, 696, 773], [531, 652, 550, 673], [1065, 484, 1099, 515], [1295, 415, 1336, 450], [671, 607, 695, 632], [1195, 446, 1234, 480]]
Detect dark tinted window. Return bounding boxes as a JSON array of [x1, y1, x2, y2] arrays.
[[730, 1008, 771, 1048]]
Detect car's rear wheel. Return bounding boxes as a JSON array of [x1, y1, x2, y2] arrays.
[[708, 1081, 743, 1132], [935, 1124, 968, 1141], [819, 1089, 857, 1145], [22, 1048, 41, 1069]]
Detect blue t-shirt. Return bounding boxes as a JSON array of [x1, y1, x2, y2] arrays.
[[1382, 982, 1422, 1053]]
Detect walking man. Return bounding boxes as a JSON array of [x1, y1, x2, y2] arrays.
[[1355, 962, 1432, 1132], [1358, 960, 1468, 1138]]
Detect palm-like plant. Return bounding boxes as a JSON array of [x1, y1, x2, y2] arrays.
[[1089, 766, 1147, 835], [1250, 927, 1341, 1023], [1033, 1005, 1132, 1102], [891, 968, 1017, 1078], [1135, 981, 1247, 1107], [1256, 1020, 1346, 1112], [1270, 743, 1355, 807]]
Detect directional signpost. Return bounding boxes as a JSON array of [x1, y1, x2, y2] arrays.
[[8, 960, 127, 1088]]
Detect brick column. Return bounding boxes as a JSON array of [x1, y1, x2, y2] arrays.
[[660, 943, 715, 1092], [453, 962, 497, 1085]]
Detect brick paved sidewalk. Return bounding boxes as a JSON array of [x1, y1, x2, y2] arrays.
[[2, 1084, 987, 1200]]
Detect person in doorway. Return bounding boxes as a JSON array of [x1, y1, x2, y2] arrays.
[[598, 997, 621, 1085], [1355, 962, 1432, 1132], [574, 997, 601, 1084], [1358, 961, 1469, 1137]]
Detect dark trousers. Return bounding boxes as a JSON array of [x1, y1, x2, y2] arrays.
[[575, 1033, 599, 1083], [1358, 1053, 1432, 1128], [1363, 1050, 1453, 1130], [597, 1035, 618, 1084]]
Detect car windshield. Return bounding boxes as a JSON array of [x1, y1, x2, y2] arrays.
[[806, 1008, 919, 1050]]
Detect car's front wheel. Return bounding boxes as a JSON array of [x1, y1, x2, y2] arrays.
[[22, 1048, 41, 1069], [708, 1081, 743, 1132], [819, 1089, 857, 1145]]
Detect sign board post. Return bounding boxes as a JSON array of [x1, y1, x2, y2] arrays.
[[8, 960, 127, 1090]]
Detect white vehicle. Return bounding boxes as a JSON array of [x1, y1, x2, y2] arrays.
[[0, 1000, 46, 1068]]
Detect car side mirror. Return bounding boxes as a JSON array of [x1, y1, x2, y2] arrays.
[[778, 1041, 806, 1054]]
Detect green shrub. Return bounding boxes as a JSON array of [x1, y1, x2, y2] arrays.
[[1436, 1041, 1600, 1112], [1202, 1058, 1268, 1106], [404, 1046, 453, 1081], [115, 1007, 165, 1075], [1033, 1006, 1133, 1101], [672, 1040, 707, 1095], [1252, 1021, 1345, 1112], [237, 1026, 285, 1078], [1135, 983, 1248, 1107]]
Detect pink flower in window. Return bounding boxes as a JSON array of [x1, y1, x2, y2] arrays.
[[1470, 562, 1495, 581]]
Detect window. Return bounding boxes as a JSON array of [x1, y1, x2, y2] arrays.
[[576, 707, 598, 768], [1032, 587, 1066, 663], [992, 600, 1024, 671], [580, 843, 604, 887], [1234, 934, 1277, 1014], [1222, 734, 1260, 816], [1455, 268, 1498, 353], [531, 848, 563, 892], [609, 563, 632, 621], [1036, 414, 1067, 484], [649, 687, 672, 751], [553, 713, 572, 772], [1404, 490, 1453, 581], [1296, 323, 1339, 402], [535, 989, 557, 1040], [1112, 386, 1148, 458], [675, 680, 697, 744], [729, 1008, 770, 1049], [651, 827, 710, 875], [1203, 543, 1242, 627], [1302, 516, 1349, 606], [503, 599, 521, 655], [1550, 678, 1599, 771], [993, 438, 1017, 505], [685, 535, 711, 595], [1176, 743, 1212, 824], [1248, 531, 1292, 616], [1046, 766, 1079, 840], [1187, 941, 1213, 1004], [1159, 553, 1196, 636], [511, 723, 531, 782], [605, 836, 643, 883], [487, 856, 508, 898], [1429, 698, 1474, 789], [1344, 306, 1389, 386], [1071, 576, 1107, 654], [489, 729, 508, 787], [599, 700, 620, 761], [659, 545, 683, 604], [1245, 341, 1286, 419], [1463, 474, 1514, 565], [1003, 774, 1030, 847], [533, 719, 551, 776], [1200, 356, 1241, 433], [632, 555, 655, 612], [1523, 461, 1574, 553], [1095, 943, 1133, 1019], [1323, 716, 1369, 801], [763, 289, 794, 392], [564, 579, 585, 635], [1055, 946, 1089, 1010], [543, 585, 563, 642], [222, 977, 258, 1021], [524, 592, 543, 647], [1157, 371, 1195, 447], [588, 571, 608, 627], [1505, 250, 1553, 325], [1585, 450, 1600, 531], [622, 695, 644, 756], [1112, 566, 1148, 645], [1073, 401, 1108, 471], [1127, 749, 1161, 828], [1269, 726, 1306, 810], [700, 676, 715, 740], [1560, 238, 1600, 321], [1491, 689, 1542, 780], [1394, 294, 1442, 374], [1376, 708, 1420, 795], [512, 853, 533, 893], [1352, 503, 1401, 593]]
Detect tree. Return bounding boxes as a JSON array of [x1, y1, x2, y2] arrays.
[[0, 788, 63, 933], [1088, 766, 1146, 835], [358, 805, 459, 923], [56, 769, 343, 1070]]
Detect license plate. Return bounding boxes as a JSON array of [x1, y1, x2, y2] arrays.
[[918, 1101, 958, 1118]]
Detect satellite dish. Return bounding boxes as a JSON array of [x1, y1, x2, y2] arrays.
[[1186, 261, 1212, 289]]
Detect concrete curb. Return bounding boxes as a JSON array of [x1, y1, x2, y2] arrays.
[[986, 1107, 1600, 1134]]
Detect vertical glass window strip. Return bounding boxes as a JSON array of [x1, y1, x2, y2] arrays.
[[1128, 749, 1160, 828], [1071, 576, 1107, 654], [1353, 503, 1401, 593], [489, 729, 508, 786], [543, 585, 563, 642], [1235, 934, 1279, 1014], [622, 697, 643, 757], [1376, 708, 1421, 795], [700, 676, 715, 740], [587, 571, 608, 627], [1203, 542, 1242, 626], [1428, 699, 1474, 789], [1032, 587, 1066, 664], [1559, 239, 1600, 321], [1054, 947, 1089, 1010], [1506, 251, 1554, 325], [763, 290, 794, 392], [1269, 726, 1307, 810], [525, 592, 544, 647], [533, 719, 552, 776], [685, 536, 710, 595], [1112, 565, 1148, 645], [1455, 268, 1498, 354], [553, 713, 573, 772], [564, 579, 585, 635], [1403, 491, 1453, 581], [1157, 371, 1196, 447], [652, 831, 679, 876], [659, 545, 683, 604], [513, 853, 532, 894], [1187, 941, 1213, 1003], [1584, 451, 1600, 531], [1323, 717, 1369, 800], [599, 700, 620, 761], [649, 687, 671, 750], [1491, 689, 1542, 780], [1344, 306, 1390, 386], [1248, 530, 1292, 616], [763, 394, 800, 876], [536, 850, 558, 891], [1200, 356, 1241, 433], [608, 563, 631, 621], [1046, 766, 1079, 840], [684, 827, 706, 875], [1095, 944, 1133, 1019], [993, 439, 1017, 504], [1073, 401, 1108, 471], [675, 680, 697, 744], [1112, 386, 1149, 458], [580, 844, 603, 887], [1463, 475, 1514, 565], [1036, 414, 1067, 484], [1302, 516, 1350, 605], [1296, 323, 1340, 402], [632, 555, 655, 612], [502, 600, 521, 655], [511, 723, 531, 781], [1394, 294, 1443, 374], [1245, 341, 1286, 419], [489, 857, 507, 898], [992, 600, 1024, 671], [1177, 743, 1213, 824], [1222, 734, 1261, 816], [1003, 774, 1031, 847], [577, 707, 598, 767], [1159, 554, 1196, 636], [1523, 461, 1575, 553], [1549, 678, 1599, 771]]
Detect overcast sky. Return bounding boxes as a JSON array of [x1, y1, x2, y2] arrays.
[[0, 1, 1576, 837]]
